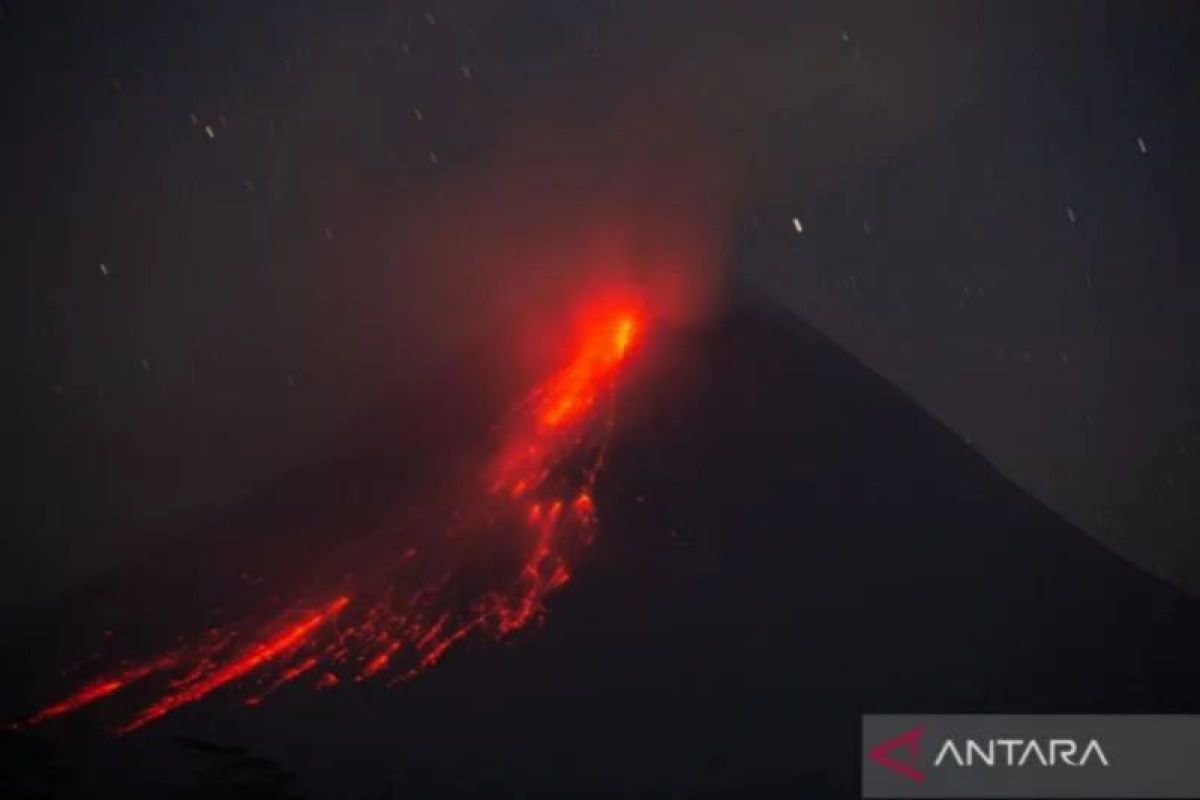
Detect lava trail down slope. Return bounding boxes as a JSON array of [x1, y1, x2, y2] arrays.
[[5, 302, 1200, 798], [14, 308, 641, 735]]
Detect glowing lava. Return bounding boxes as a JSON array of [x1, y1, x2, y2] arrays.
[[22, 307, 642, 734], [537, 312, 637, 428], [114, 596, 350, 734]]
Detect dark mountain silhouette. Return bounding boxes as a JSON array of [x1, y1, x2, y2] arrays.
[[5, 301, 1200, 798]]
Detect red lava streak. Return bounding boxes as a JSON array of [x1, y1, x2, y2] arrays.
[[25, 654, 179, 726], [115, 596, 351, 734], [24, 306, 643, 733]]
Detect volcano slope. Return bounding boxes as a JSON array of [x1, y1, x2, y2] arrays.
[[6, 302, 1200, 798]]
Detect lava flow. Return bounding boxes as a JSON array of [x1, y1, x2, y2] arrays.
[[21, 307, 642, 734]]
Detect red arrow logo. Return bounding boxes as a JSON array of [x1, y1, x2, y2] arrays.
[[868, 723, 926, 782]]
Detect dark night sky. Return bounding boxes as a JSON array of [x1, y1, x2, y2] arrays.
[[4, 0, 1200, 614]]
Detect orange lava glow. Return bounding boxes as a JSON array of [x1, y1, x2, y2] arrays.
[[22, 306, 643, 734], [537, 312, 638, 428]]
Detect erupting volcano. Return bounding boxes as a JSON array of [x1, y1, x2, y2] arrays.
[[20, 306, 643, 735]]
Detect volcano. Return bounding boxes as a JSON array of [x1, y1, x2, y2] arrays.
[[5, 300, 1200, 798]]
